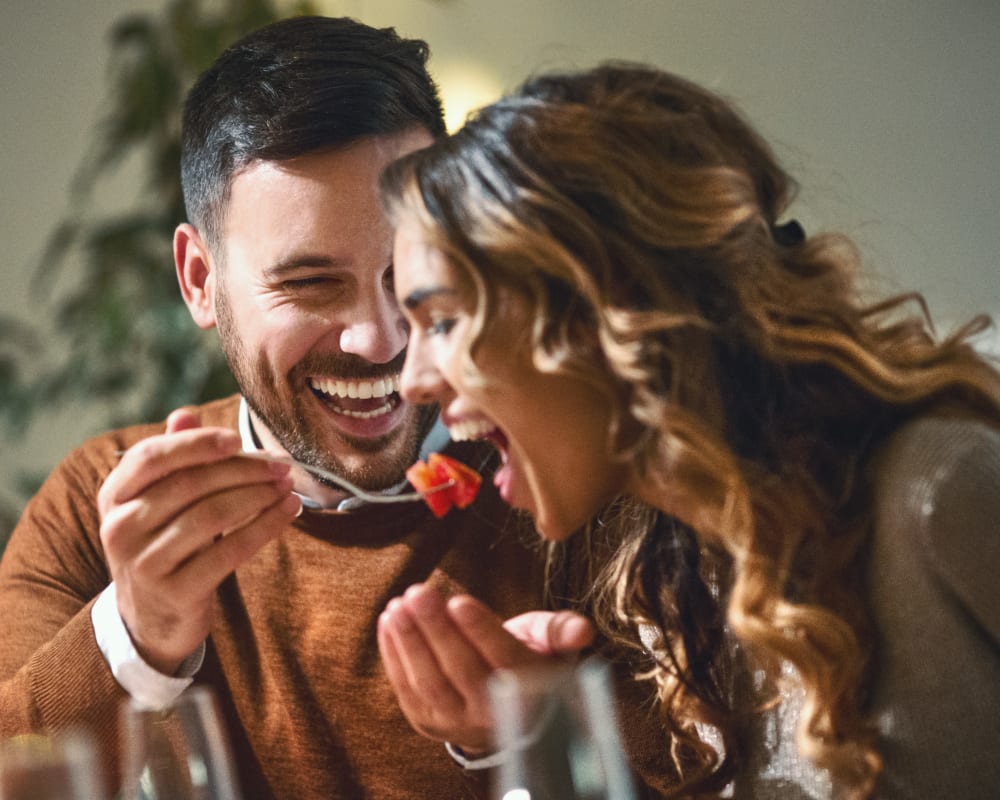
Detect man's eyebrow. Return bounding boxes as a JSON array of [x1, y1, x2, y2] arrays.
[[262, 255, 346, 280], [402, 286, 458, 310]]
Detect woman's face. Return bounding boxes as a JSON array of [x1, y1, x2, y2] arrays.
[[393, 218, 627, 540]]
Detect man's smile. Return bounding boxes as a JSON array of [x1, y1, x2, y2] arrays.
[[309, 375, 401, 420]]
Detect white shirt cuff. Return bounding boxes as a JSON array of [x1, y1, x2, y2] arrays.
[[444, 742, 510, 770], [91, 582, 205, 709]]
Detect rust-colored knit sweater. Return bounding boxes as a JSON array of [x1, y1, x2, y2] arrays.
[[0, 395, 553, 799]]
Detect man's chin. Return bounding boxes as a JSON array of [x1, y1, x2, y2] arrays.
[[289, 409, 429, 490]]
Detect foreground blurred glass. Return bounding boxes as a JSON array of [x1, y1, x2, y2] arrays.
[[0, 732, 104, 800], [120, 686, 242, 800], [488, 657, 638, 800]]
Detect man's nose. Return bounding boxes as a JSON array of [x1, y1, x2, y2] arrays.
[[339, 289, 408, 364]]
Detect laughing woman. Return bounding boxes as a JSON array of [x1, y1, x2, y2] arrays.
[[377, 64, 1000, 798]]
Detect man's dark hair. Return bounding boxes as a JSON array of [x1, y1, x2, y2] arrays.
[[181, 15, 446, 246]]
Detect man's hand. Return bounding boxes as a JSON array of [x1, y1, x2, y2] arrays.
[[377, 583, 594, 754], [97, 408, 301, 675]]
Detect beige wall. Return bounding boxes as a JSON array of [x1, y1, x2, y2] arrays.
[[2, 1, 999, 501], [339, 0, 999, 331]]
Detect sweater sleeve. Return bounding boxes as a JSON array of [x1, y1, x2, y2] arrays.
[[0, 439, 128, 793], [868, 418, 1000, 798], [917, 421, 1000, 645]]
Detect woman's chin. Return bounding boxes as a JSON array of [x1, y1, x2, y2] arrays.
[[532, 508, 580, 542], [504, 471, 585, 541]]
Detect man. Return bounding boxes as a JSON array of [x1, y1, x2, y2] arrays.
[[0, 16, 552, 799]]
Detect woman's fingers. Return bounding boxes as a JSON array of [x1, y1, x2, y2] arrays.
[[402, 585, 495, 693], [381, 596, 469, 714], [502, 609, 596, 656]]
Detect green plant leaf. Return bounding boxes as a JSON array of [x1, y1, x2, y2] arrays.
[[4, 0, 318, 517]]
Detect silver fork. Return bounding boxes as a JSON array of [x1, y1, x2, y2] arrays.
[[231, 451, 454, 504], [114, 449, 454, 504]]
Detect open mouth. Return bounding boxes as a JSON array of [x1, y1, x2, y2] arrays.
[[308, 376, 401, 420], [447, 418, 509, 458]]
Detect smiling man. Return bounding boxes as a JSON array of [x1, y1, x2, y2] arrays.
[[0, 17, 551, 799], [180, 133, 435, 504]]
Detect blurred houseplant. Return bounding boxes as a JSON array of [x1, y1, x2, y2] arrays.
[[0, 0, 317, 542]]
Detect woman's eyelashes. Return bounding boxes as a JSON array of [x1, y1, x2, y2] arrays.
[[428, 316, 457, 335]]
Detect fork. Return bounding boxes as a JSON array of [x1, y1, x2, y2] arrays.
[[236, 451, 454, 504], [115, 449, 453, 505]]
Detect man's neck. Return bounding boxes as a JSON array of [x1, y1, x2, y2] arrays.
[[239, 399, 351, 509]]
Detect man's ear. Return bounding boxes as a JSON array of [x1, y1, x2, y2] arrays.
[[175, 222, 217, 330]]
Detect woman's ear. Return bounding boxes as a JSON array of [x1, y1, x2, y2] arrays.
[[175, 222, 217, 330]]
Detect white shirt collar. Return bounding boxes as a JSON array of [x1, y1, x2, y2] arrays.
[[237, 396, 450, 511]]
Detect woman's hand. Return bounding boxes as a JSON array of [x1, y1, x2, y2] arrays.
[[377, 583, 594, 754]]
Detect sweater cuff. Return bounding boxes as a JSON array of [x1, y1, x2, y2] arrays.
[[91, 583, 205, 709]]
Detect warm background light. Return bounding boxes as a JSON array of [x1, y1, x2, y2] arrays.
[[3, 0, 998, 522], [434, 60, 505, 133]]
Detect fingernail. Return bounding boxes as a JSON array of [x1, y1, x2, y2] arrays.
[[391, 607, 415, 632], [281, 494, 302, 516], [409, 587, 443, 620], [216, 433, 241, 453], [268, 460, 292, 476]]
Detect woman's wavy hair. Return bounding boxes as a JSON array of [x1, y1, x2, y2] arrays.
[[381, 62, 1000, 797]]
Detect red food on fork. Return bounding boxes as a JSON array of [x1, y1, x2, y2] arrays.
[[406, 453, 483, 517], [405, 461, 453, 517]]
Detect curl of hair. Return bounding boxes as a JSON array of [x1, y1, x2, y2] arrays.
[[381, 62, 1000, 797]]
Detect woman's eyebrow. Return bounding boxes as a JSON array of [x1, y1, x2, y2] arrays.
[[402, 286, 459, 311]]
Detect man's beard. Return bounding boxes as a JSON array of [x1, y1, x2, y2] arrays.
[[215, 287, 435, 491]]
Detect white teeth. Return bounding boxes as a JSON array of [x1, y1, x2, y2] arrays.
[[448, 418, 496, 442], [310, 375, 400, 401], [335, 402, 393, 420]]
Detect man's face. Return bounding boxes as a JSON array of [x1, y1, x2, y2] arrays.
[[209, 130, 435, 495]]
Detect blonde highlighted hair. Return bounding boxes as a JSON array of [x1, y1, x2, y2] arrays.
[[382, 63, 1000, 797]]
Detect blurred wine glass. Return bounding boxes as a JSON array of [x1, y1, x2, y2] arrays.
[[0, 731, 104, 800], [120, 686, 242, 800], [488, 657, 638, 800]]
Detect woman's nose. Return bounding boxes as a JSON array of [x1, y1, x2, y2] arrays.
[[400, 338, 447, 405]]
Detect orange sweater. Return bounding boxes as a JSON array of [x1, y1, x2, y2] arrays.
[[0, 395, 551, 799]]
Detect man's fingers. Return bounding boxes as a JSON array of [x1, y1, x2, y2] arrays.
[[112, 490, 299, 673], [101, 461, 293, 564], [169, 490, 301, 596], [165, 407, 201, 434], [125, 478, 295, 571], [100, 427, 243, 510]]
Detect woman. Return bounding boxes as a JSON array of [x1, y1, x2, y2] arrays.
[[377, 63, 1000, 798]]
